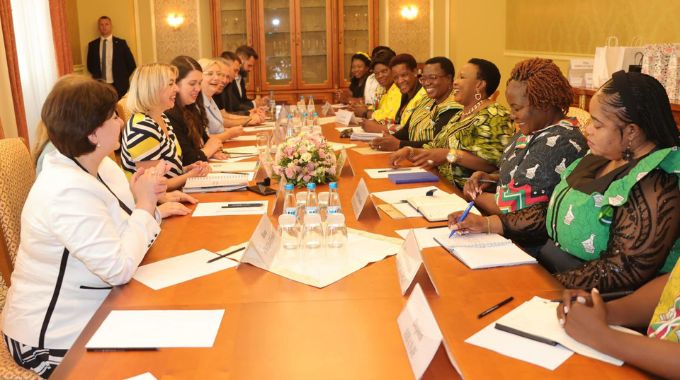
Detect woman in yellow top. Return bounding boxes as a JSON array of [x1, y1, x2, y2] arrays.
[[121, 63, 210, 190], [556, 258, 680, 378], [358, 50, 400, 122], [370, 56, 462, 151], [363, 54, 427, 134]]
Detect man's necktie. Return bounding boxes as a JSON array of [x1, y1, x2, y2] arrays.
[[101, 39, 107, 79]]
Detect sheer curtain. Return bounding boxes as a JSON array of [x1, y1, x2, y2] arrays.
[[10, 0, 58, 145]]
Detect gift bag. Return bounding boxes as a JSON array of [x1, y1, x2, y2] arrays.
[[642, 43, 680, 100], [592, 37, 645, 87]]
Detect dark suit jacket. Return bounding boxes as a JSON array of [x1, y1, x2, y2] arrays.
[[87, 36, 136, 97], [226, 70, 254, 113], [213, 81, 250, 116]]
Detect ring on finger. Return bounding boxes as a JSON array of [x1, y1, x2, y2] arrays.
[[427, 159, 434, 165]]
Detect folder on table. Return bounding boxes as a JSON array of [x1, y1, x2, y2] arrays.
[[183, 173, 249, 193], [388, 171, 439, 184]]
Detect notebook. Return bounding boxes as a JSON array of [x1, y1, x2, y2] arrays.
[[388, 171, 439, 184], [406, 192, 477, 222], [350, 131, 382, 141], [183, 173, 249, 193], [434, 233, 537, 269]]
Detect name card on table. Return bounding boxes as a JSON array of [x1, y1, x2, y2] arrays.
[[335, 149, 355, 177], [395, 230, 439, 295], [270, 176, 287, 216], [398, 284, 460, 379], [239, 215, 280, 270], [321, 101, 332, 117], [335, 109, 355, 126], [351, 178, 380, 221]]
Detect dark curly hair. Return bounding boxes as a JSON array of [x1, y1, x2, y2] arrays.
[[508, 58, 572, 114]]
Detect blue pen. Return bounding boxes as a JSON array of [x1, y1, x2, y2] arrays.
[[449, 201, 475, 238]]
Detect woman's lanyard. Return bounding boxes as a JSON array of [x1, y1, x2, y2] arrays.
[[69, 157, 132, 216]]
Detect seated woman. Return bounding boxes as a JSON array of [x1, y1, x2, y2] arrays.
[[1, 75, 165, 378], [450, 71, 680, 292], [214, 54, 262, 126], [555, 259, 680, 378], [336, 52, 371, 104], [351, 49, 399, 120], [197, 57, 244, 140], [369, 56, 462, 151], [166, 55, 228, 166], [362, 53, 426, 134], [464, 58, 587, 214], [121, 63, 210, 190], [363, 46, 395, 106], [390, 58, 512, 189]]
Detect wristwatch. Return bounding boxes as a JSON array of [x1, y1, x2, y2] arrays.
[[446, 149, 458, 163]]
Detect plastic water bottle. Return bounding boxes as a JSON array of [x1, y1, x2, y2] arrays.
[[286, 114, 295, 138], [305, 182, 319, 215], [311, 112, 321, 135], [327, 182, 341, 215], [283, 183, 297, 217], [268, 90, 276, 119], [301, 111, 309, 130], [297, 95, 306, 113], [307, 95, 315, 114]]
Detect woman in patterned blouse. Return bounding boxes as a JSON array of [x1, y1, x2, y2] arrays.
[[121, 63, 210, 190], [555, 260, 680, 378], [450, 71, 680, 293], [389, 58, 513, 189], [464, 58, 587, 214]]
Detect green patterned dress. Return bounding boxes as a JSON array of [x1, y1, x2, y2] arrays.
[[423, 103, 512, 188]]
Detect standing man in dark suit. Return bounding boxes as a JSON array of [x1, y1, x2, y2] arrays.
[[86, 16, 136, 98]]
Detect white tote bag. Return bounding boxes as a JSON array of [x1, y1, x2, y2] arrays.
[[592, 37, 645, 87]]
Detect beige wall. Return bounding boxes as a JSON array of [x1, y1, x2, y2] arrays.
[[0, 18, 18, 139]]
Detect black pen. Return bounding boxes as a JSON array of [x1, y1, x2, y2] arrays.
[[87, 347, 159, 352], [494, 323, 558, 346], [426, 224, 448, 229], [221, 203, 264, 208], [377, 168, 411, 173], [461, 177, 498, 184], [206, 246, 246, 263], [477, 296, 514, 318]]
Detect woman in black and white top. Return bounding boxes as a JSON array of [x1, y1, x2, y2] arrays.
[[1, 75, 166, 378]]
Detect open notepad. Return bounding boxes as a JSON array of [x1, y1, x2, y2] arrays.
[[434, 233, 536, 269], [407, 192, 478, 222], [182, 173, 249, 193]]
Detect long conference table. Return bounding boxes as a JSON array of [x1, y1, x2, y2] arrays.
[[51, 122, 649, 379]]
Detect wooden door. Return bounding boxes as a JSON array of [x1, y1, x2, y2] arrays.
[[294, 0, 333, 91], [256, 0, 297, 91]]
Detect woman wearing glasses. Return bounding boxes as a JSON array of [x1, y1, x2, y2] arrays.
[[370, 57, 462, 151], [390, 58, 513, 189]]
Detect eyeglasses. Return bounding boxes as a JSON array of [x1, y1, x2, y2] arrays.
[[419, 74, 449, 84]]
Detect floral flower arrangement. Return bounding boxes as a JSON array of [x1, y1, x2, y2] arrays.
[[273, 133, 337, 187]]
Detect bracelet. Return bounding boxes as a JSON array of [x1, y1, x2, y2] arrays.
[[405, 146, 414, 159], [485, 216, 491, 234]]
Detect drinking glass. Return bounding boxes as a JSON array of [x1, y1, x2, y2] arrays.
[[302, 214, 324, 249], [278, 214, 300, 249], [317, 191, 329, 221], [325, 213, 347, 248], [256, 132, 270, 157]]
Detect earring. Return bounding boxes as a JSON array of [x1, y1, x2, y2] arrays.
[[622, 139, 633, 161], [474, 92, 482, 101], [97, 143, 101, 148]]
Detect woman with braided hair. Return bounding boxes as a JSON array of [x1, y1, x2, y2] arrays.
[[450, 70, 680, 293], [465, 58, 587, 214]]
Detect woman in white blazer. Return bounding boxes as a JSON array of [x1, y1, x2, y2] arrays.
[[1, 75, 167, 378]]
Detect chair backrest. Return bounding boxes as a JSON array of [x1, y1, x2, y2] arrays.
[[567, 106, 591, 135], [0, 138, 36, 285]]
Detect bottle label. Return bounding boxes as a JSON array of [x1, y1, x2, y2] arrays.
[[327, 206, 340, 214], [285, 207, 297, 216], [305, 207, 319, 214]]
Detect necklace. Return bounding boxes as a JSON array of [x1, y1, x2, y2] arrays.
[[461, 99, 487, 118]]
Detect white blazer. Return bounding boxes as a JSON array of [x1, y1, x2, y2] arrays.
[[1, 150, 161, 349]]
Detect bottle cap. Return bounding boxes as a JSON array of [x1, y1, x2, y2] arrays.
[[329, 182, 338, 190], [306, 182, 317, 190], [285, 183, 294, 190]]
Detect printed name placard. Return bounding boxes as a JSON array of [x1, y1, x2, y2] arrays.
[[351, 178, 380, 220], [270, 177, 286, 216], [239, 215, 280, 270], [395, 230, 439, 295], [334, 109, 354, 126], [336, 149, 355, 177], [398, 284, 459, 379]]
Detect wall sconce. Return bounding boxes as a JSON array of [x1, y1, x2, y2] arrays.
[[166, 13, 185, 30], [400, 5, 419, 20]]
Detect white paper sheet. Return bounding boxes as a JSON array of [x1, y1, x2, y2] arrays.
[[216, 242, 249, 262], [229, 135, 257, 141], [392, 203, 422, 218], [364, 167, 427, 179], [86, 309, 224, 349], [327, 142, 357, 151], [243, 126, 274, 132], [352, 147, 390, 155], [133, 249, 238, 290], [209, 161, 258, 173], [318, 116, 337, 124], [466, 322, 573, 371], [209, 155, 253, 163], [372, 186, 442, 204], [223, 146, 258, 155], [192, 201, 269, 217], [396, 227, 449, 249], [236, 229, 402, 288], [124, 372, 158, 380]]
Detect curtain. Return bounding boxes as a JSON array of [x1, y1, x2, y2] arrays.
[[10, 0, 58, 146]]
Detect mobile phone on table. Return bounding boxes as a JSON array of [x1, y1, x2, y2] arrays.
[[246, 184, 276, 196]]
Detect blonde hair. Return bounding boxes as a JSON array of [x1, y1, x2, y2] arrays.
[[126, 63, 178, 114], [198, 58, 220, 72]]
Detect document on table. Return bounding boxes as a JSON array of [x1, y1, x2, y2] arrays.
[[209, 161, 258, 173], [392, 203, 422, 218], [327, 142, 357, 151], [352, 146, 390, 155], [223, 145, 258, 155], [133, 249, 238, 290], [86, 309, 224, 349], [124, 373, 157, 380], [334, 126, 362, 133], [229, 135, 257, 141], [364, 167, 427, 179], [209, 155, 253, 163], [192, 201, 269, 217], [318, 116, 336, 124], [372, 186, 441, 204], [433, 232, 537, 269], [396, 227, 450, 249]]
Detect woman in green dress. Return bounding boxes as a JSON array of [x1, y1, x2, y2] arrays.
[[389, 58, 512, 188], [450, 71, 680, 292]]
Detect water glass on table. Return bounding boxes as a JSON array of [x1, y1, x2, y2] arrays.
[[302, 214, 324, 250], [325, 213, 347, 249], [278, 214, 300, 250]]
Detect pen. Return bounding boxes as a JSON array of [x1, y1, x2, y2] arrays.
[[462, 177, 498, 184], [449, 201, 474, 238], [377, 168, 411, 173], [213, 171, 250, 175], [494, 323, 558, 346], [207, 246, 246, 263], [221, 203, 264, 208], [426, 224, 448, 229], [86, 347, 159, 352], [477, 296, 514, 318]]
